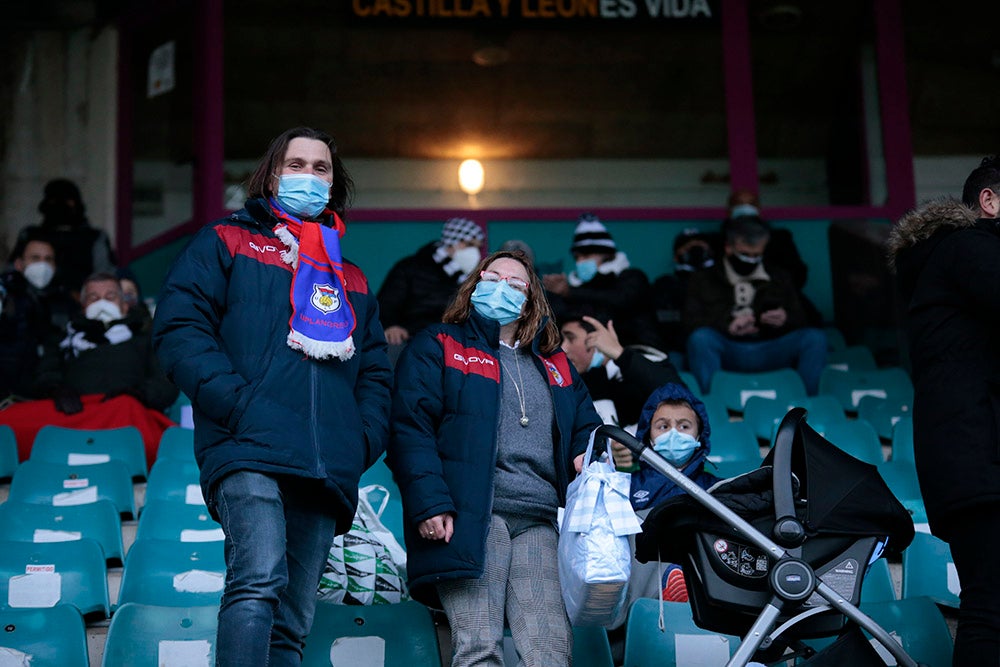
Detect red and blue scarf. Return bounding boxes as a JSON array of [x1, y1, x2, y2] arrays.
[[269, 199, 356, 361]]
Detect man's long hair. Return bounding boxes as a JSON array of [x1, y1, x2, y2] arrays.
[[245, 127, 355, 219], [442, 250, 562, 355]]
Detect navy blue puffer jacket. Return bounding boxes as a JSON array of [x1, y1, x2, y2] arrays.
[[387, 311, 601, 603], [152, 199, 392, 533]]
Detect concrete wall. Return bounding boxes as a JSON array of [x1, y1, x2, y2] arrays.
[[1, 27, 117, 258]]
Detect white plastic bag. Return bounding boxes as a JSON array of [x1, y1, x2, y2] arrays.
[[318, 484, 409, 605], [559, 432, 642, 626]]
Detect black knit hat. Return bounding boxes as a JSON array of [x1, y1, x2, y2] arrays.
[[570, 213, 616, 256]]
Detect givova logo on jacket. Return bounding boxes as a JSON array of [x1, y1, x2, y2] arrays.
[[311, 284, 342, 313], [437, 333, 500, 382]]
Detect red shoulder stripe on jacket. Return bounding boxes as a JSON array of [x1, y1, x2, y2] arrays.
[[343, 262, 369, 295], [214, 224, 291, 272], [540, 351, 574, 388], [436, 333, 500, 383]]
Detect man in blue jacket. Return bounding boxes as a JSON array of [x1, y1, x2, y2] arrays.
[[153, 127, 391, 666]]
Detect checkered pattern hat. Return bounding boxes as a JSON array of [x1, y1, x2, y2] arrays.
[[570, 213, 616, 255], [440, 217, 484, 247]]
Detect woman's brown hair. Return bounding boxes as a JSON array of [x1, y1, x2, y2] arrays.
[[442, 250, 562, 355], [244, 126, 355, 219]]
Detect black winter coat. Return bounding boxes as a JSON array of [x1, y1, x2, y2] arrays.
[[888, 199, 1000, 537], [376, 242, 462, 335], [582, 347, 682, 427]]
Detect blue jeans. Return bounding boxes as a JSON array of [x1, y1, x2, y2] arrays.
[[686, 326, 827, 395], [209, 470, 337, 667]]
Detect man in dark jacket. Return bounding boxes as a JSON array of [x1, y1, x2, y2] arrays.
[[377, 216, 484, 347], [153, 127, 392, 666], [543, 213, 660, 347], [887, 155, 1000, 667], [684, 216, 827, 394]]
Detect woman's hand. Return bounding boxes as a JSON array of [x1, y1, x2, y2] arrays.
[[418, 513, 454, 542]]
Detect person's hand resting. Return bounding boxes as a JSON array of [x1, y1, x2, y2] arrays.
[[418, 513, 454, 542], [758, 307, 787, 329], [384, 325, 410, 346], [542, 273, 570, 296], [728, 313, 759, 337], [582, 316, 625, 361]]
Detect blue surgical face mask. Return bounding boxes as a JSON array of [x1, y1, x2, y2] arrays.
[[276, 174, 331, 219], [575, 259, 598, 283], [471, 280, 526, 326], [652, 429, 699, 466], [588, 349, 605, 370]]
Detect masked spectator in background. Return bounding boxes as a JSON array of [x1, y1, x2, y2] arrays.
[[544, 213, 659, 348], [2, 271, 176, 462], [650, 228, 718, 360], [117, 267, 153, 333], [11, 179, 116, 296], [377, 217, 484, 357]]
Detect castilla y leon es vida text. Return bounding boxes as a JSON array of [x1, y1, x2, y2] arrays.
[[351, 0, 713, 20]]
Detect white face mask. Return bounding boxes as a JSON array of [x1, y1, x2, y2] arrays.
[[451, 246, 481, 275], [23, 262, 55, 290], [85, 299, 123, 324]]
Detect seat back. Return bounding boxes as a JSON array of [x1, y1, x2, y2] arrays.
[[704, 420, 761, 479], [825, 345, 877, 372], [744, 394, 847, 443], [8, 459, 136, 519], [0, 423, 18, 480], [623, 599, 738, 667], [301, 600, 442, 667], [0, 498, 124, 565], [902, 532, 960, 608], [818, 420, 884, 465], [889, 415, 914, 463], [102, 602, 218, 667], [857, 395, 913, 442], [157, 426, 195, 463], [136, 500, 223, 543], [0, 538, 109, 620], [859, 598, 954, 666], [677, 371, 703, 398], [0, 604, 89, 667], [709, 369, 807, 414], [118, 538, 225, 607], [859, 558, 897, 603], [31, 424, 147, 480], [145, 459, 204, 506], [819, 367, 913, 413]]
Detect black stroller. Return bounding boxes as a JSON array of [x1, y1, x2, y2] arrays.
[[599, 407, 921, 666]]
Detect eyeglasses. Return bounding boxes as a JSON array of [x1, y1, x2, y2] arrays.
[[479, 270, 530, 294]]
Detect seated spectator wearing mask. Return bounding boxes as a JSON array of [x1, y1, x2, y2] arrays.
[[684, 216, 827, 395], [560, 313, 682, 470], [377, 216, 484, 352], [650, 228, 718, 359], [0, 238, 68, 398], [116, 267, 153, 333], [544, 213, 660, 348], [2, 272, 177, 462]]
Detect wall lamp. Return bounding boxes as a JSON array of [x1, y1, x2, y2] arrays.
[[458, 159, 485, 196]]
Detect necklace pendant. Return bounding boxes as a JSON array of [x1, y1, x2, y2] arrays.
[[520, 416, 530, 427]]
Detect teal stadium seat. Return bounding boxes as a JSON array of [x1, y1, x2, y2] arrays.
[[889, 414, 914, 463], [817, 420, 884, 465], [301, 600, 442, 667], [743, 394, 847, 443], [8, 459, 136, 519], [166, 392, 193, 428], [859, 598, 953, 667], [0, 498, 124, 565], [623, 598, 739, 667], [31, 424, 147, 480], [818, 367, 913, 414], [503, 625, 613, 666], [102, 603, 218, 667], [0, 538, 109, 620], [857, 394, 913, 442], [824, 345, 877, 372], [0, 604, 89, 667], [145, 459, 204, 507], [704, 420, 762, 479], [157, 426, 196, 462], [0, 423, 18, 480], [708, 369, 807, 414], [136, 500, 223, 543], [118, 538, 226, 608], [859, 558, 897, 603], [677, 371, 702, 398], [823, 327, 847, 352], [902, 531, 960, 608]]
